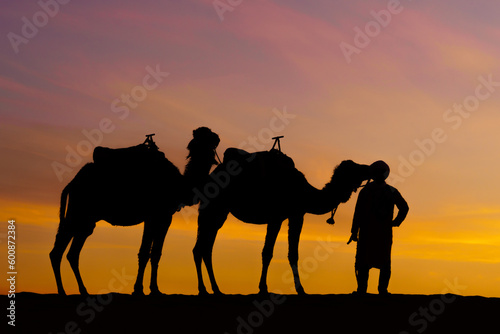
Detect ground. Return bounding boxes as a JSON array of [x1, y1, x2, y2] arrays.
[[3, 292, 499, 333]]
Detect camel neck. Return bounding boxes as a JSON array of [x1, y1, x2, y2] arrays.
[[183, 154, 213, 187], [304, 183, 339, 215]]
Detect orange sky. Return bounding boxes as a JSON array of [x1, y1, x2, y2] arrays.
[[1, 0, 500, 297]]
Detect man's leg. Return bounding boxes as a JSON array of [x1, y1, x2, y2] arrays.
[[378, 264, 391, 295], [355, 264, 369, 294]]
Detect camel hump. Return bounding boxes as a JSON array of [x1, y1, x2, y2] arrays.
[[260, 149, 295, 170], [223, 148, 254, 163], [223, 147, 295, 172], [93, 144, 165, 166]]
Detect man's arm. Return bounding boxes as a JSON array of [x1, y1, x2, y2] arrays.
[[348, 189, 367, 244], [392, 188, 409, 227]]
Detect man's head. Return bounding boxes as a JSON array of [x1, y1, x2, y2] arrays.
[[370, 160, 390, 182]]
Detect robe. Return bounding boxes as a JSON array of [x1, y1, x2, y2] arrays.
[[352, 181, 408, 269]]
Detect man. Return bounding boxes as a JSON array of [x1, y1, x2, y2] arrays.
[[348, 160, 409, 295]]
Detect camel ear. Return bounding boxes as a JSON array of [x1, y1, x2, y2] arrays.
[[192, 127, 202, 139], [192, 127, 213, 139], [192, 127, 220, 149]]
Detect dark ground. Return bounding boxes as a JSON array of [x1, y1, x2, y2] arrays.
[[3, 292, 500, 333]]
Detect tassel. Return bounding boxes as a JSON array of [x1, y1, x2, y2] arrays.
[[326, 206, 338, 225]]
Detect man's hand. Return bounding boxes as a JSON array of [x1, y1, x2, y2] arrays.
[[347, 233, 358, 245]]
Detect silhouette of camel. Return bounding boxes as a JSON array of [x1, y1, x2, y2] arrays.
[[193, 148, 373, 295], [50, 127, 220, 296]]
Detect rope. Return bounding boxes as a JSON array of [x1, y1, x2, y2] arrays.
[[214, 149, 222, 164]]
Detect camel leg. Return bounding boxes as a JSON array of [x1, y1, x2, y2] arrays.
[[66, 224, 94, 296], [258, 221, 283, 295], [49, 225, 74, 296], [203, 228, 223, 295], [288, 216, 306, 295], [192, 233, 207, 295], [194, 228, 223, 295], [149, 217, 172, 296], [133, 221, 154, 296], [193, 208, 227, 295]]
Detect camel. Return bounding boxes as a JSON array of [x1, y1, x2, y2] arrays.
[[193, 148, 373, 295], [50, 127, 220, 296]]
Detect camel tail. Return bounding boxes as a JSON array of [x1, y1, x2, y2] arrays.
[[59, 183, 71, 226]]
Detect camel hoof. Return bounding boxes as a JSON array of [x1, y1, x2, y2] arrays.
[[296, 288, 307, 296], [132, 290, 145, 297], [213, 290, 225, 297], [198, 290, 209, 296], [149, 290, 164, 297], [258, 289, 269, 296]]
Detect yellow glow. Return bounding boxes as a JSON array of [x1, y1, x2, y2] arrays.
[[2, 196, 499, 297]]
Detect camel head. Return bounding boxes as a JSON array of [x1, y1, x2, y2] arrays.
[[183, 127, 221, 198], [324, 160, 372, 205], [186, 127, 220, 165]]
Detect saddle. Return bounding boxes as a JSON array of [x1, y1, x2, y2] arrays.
[[93, 134, 165, 168], [223, 147, 295, 175]]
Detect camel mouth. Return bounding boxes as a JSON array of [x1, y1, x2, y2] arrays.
[[347, 163, 372, 197], [349, 179, 366, 195], [352, 181, 364, 193], [323, 161, 372, 205], [349, 163, 372, 190]]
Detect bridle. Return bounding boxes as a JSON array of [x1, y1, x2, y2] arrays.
[[214, 148, 222, 165]]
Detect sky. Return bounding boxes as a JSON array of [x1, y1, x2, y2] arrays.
[[1, 0, 500, 297]]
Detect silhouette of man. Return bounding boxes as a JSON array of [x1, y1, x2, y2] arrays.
[[348, 160, 409, 295]]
